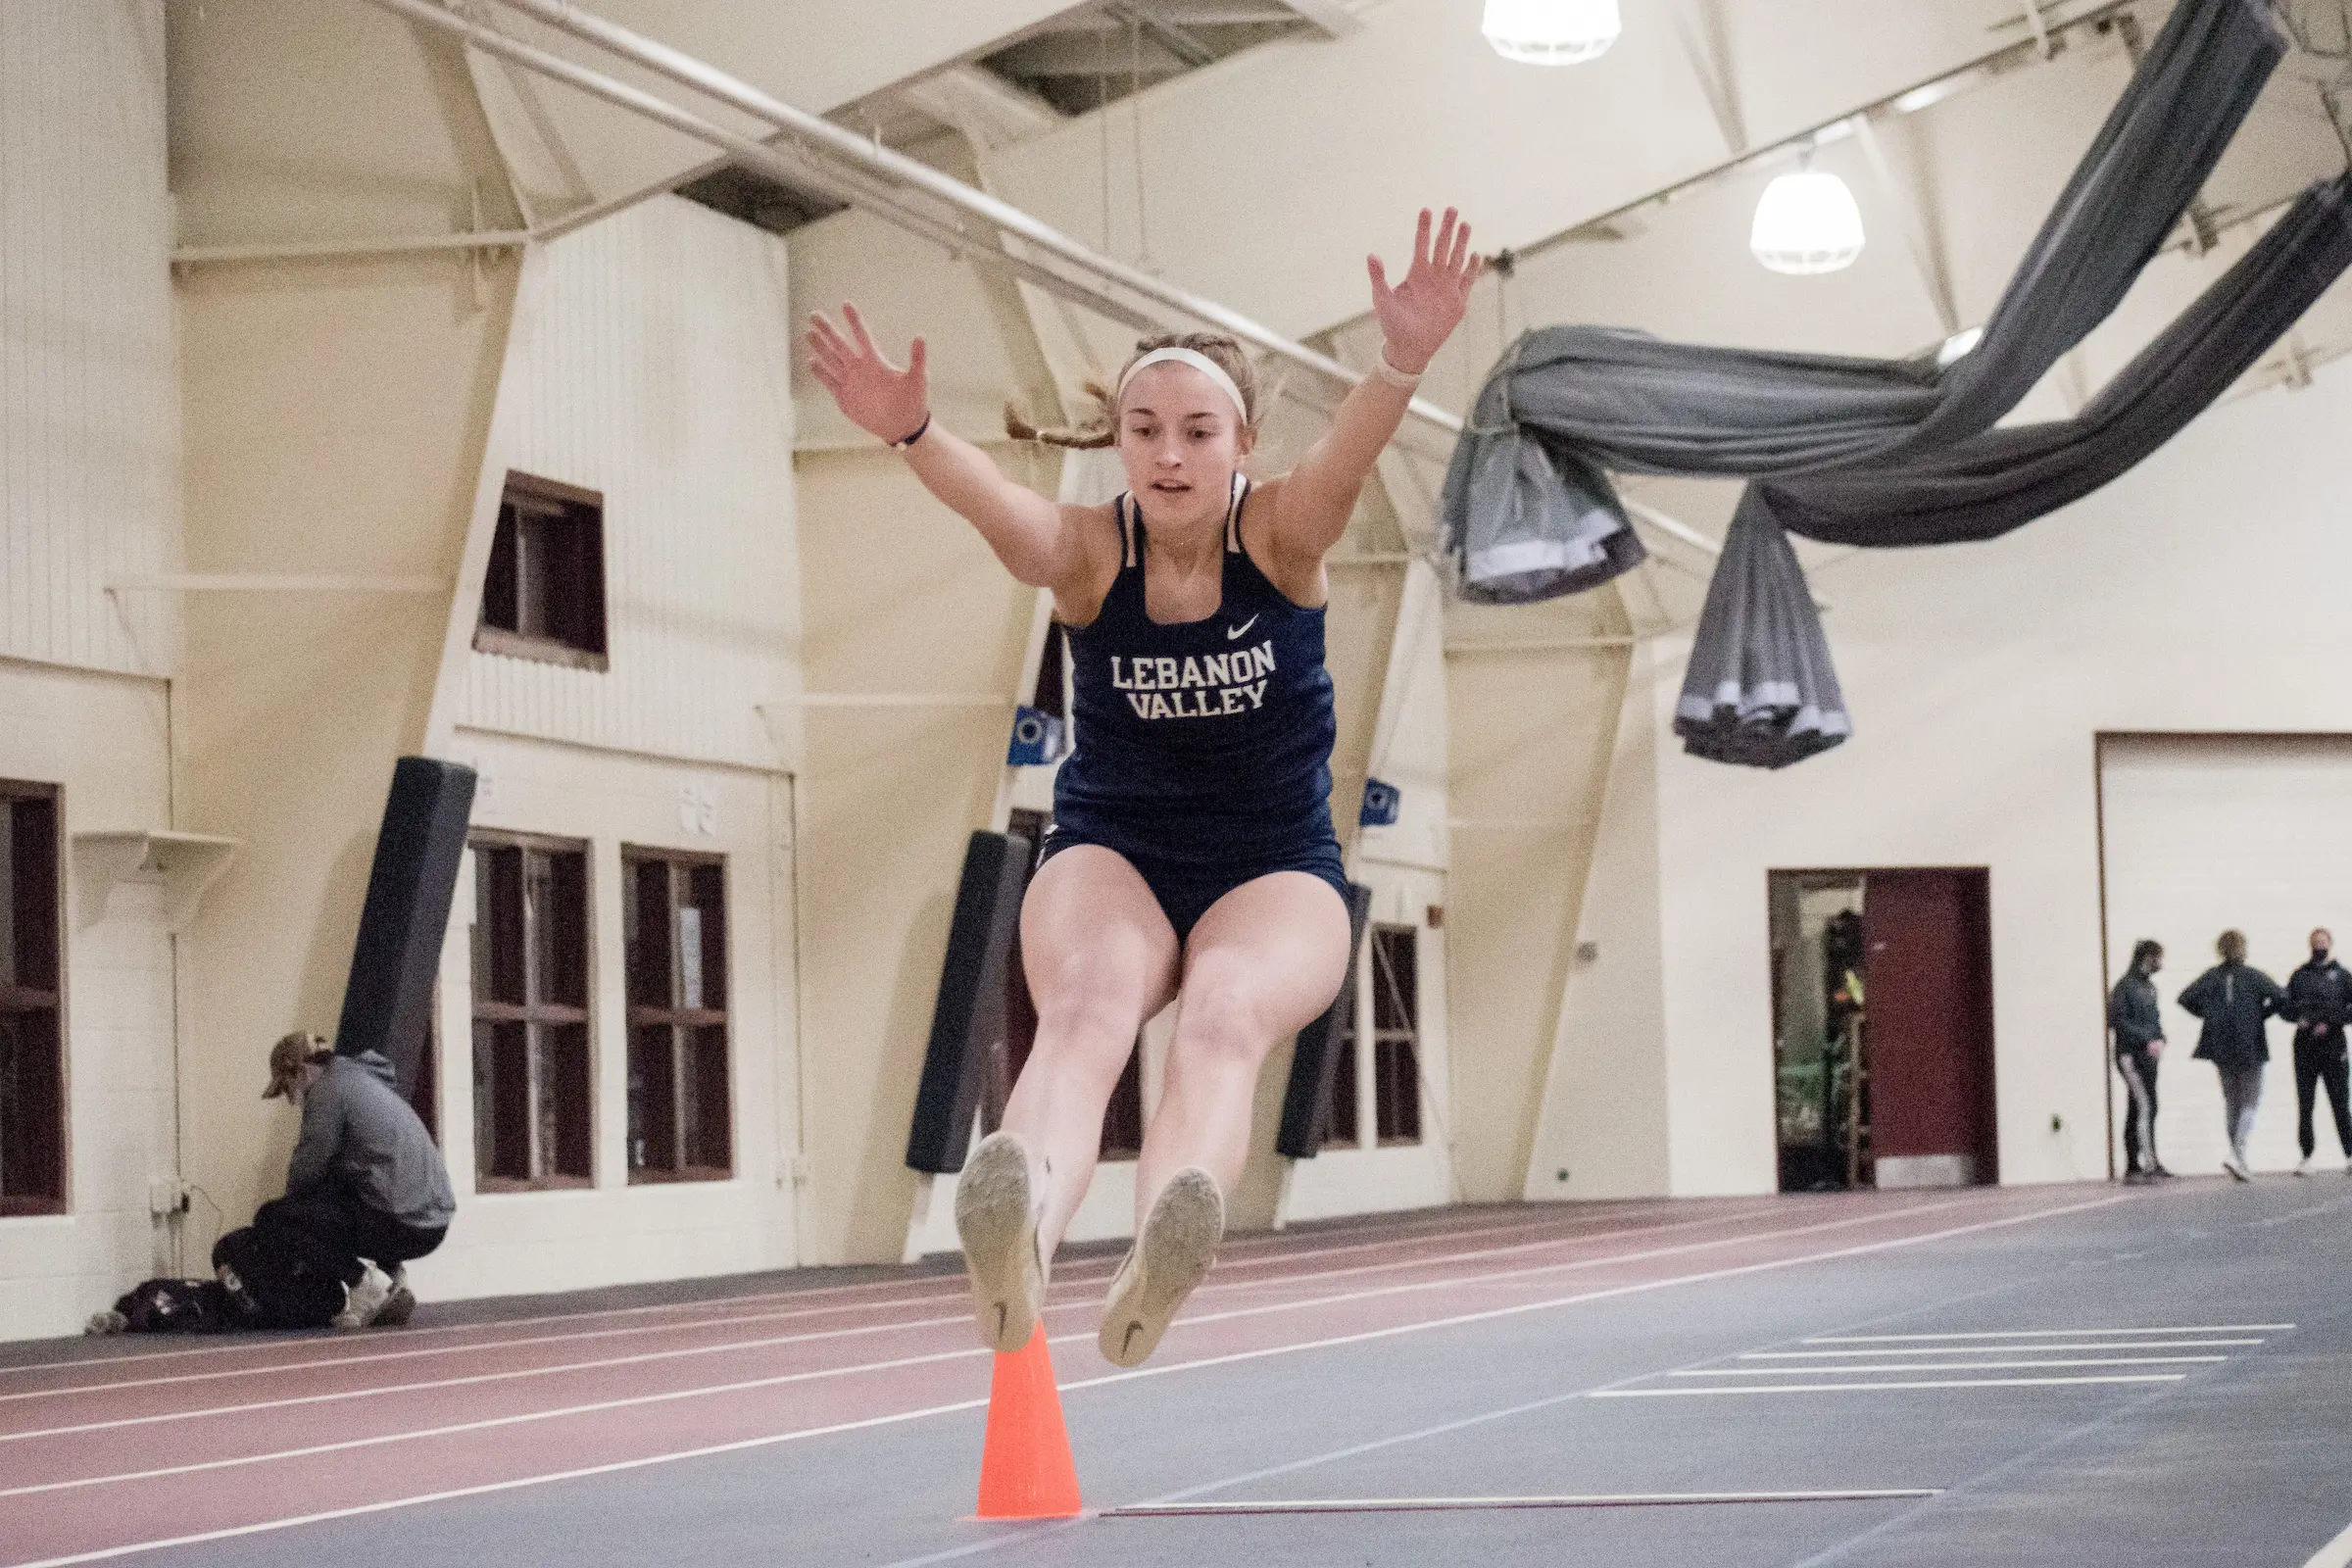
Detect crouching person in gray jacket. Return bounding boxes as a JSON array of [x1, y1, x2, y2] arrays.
[[256, 1032, 454, 1329]]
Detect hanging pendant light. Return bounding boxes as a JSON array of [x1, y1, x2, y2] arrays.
[[1749, 157, 1867, 275], [1482, 0, 1623, 66]]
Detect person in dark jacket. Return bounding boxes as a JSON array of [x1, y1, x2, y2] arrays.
[[2108, 940, 2171, 1182], [256, 1032, 455, 1329], [2177, 931, 2286, 1181], [2283, 928, 2352, 1175]]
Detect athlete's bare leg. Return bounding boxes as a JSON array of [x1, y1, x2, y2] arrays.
[[1002, 845, 1181, 1257], [1138, 872, 1351, 1217]]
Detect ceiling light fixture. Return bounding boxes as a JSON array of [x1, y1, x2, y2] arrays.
[[1749, 155, 1866, 275], [1481, 0, 1623, 66]]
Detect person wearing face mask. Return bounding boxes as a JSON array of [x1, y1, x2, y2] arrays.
[[2283, 927, 2352, 1175], [2108, 940, 2171, 1183], [806, 210, 1482, 1367], [2178, 930, 2286, 1180]]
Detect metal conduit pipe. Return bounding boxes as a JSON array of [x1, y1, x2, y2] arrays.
[[480, 0, 1466, 435]]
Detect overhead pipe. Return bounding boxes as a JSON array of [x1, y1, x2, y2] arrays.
[[365, 0, 1463, 439], [485, 0, 1464, 431]]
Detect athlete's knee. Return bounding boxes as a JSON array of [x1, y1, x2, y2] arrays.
[[1169, 984, 1275, 1073]]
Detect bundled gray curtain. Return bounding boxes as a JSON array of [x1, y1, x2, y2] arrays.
[[1442, 0, 2352, 766]]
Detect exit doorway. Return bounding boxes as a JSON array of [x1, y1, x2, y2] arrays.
[[1769, 868, 1997, 1193]]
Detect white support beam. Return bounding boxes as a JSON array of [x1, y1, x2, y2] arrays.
[[1853, 113, 1960, 337], [1672, 0, 1747, 156]]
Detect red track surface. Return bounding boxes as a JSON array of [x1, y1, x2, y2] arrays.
[[0, 1188, 2119, 1566]]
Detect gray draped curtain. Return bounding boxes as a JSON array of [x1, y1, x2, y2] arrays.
[[1441, 0, 2352, 766]]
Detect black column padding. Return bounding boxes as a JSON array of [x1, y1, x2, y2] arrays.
[[1276, 881, 1374, 1159], [905, 830, 1033, 1175], [333, 757, 477, 1097]]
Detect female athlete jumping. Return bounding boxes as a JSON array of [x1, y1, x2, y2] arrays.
[[808, 208, 1481, 1366]]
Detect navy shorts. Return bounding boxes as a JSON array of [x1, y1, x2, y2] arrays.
[[1036, 827, 1348, 944]]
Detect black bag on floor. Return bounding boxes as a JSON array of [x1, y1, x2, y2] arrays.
[[212, 1224, 347, 1330], [108, 1277, 255, 1334]]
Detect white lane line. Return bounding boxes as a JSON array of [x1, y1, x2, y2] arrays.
[[1674, 1356, 2228, 1376], [2304, 1514, 2352, 1568], [1744, 1340, 2265, 1357], [1599, 1373, 2191, 1398], [2, 1201, 1803, 1431], [1, 1193, 2128, 1513], [1101, 1489, 1944, 1516], [0, 1200, 1778, 1398], [1803, 1324, 2292, 1343], [1594, 1373, 2187, 1397]]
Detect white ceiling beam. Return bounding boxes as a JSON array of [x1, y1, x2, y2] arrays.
[[1672, 0, 1747, 156], [1852, 111, 1961, 337]]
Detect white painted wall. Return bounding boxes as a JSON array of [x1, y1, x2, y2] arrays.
[[416, 732, 799, 1299], [0, 663, 180, 1337], [0, 1, 186, 1340], [2099, 736, 2352, 1177], [460, 197, 801, 771], [1557, 355, 2352, 1198], [0, 0, 178, 677]]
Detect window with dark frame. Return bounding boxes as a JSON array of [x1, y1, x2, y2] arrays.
[[623, 850, 732, 1182], [1321, 986, 1360, 1150], [0, 784, 65, 1215], [475, 471, 609, 669], [469, 835, 594, 1189], [1371, 924, 1423, 1146]]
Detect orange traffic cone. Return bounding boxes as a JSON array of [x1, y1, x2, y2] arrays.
[[974, 1324, 1084, 1519]]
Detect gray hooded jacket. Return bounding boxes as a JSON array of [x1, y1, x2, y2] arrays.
[[285, 1051, 456, 1230]]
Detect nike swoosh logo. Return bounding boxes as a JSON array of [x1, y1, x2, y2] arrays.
[[1225, 615, 1258, 640]]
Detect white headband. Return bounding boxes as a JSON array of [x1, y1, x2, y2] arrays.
[[1115, 346, 1250, 422]]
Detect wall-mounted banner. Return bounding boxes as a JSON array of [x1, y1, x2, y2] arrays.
[[1360, 778, 1402, 827], [1007, 706, 1066, 766]]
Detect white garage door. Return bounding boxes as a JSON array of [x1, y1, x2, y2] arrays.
[[2100, 735, 2352, 1176]]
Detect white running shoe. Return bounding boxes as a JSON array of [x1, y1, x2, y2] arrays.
[[2222, 1155, 2253, 1183], [955, 1132, 1047, 1352], [331, 1260, 394, 1331], [2295, 1155, 2313, 1177], [1100, 1168, 1224, 1369]]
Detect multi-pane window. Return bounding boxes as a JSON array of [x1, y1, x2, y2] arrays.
[[0, 784, 64, 1214], [470, 835, 593, 1188], [476, 471, 609, 669], [623, 851, 731, 1181], [1371, 924, 1422, 1146]]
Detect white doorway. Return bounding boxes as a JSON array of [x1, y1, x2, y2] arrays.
[[2097, 735, 2352, 1175]]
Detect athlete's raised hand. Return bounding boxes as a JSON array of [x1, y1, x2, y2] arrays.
[[1366, 208, 1484, 374], [806, 303, 930, 446]]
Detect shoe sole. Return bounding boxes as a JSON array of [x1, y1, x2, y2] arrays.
[[1100, 1169, 1223, 1369], [373, 1286, 417, 1328], [956, 1134, 1044, 1352]]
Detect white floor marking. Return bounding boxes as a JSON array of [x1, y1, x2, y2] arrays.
[[1744, 1340, 2265, 1357], [1593, 1373, 2188, 1397], [3, 1202, 1801, 1432], [2, 1200, 1788, 1405], [0, 1200, 1707, 1385], [1803, 1324, 2292, 1343], [2302, 1514, 2352, 1568], [1, 1191, 2129, 1536], [1101, 1489, 1944, 1516], [1674, 1355, 2227, 1375]]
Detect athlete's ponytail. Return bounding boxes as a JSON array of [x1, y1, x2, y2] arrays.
[[1004, 332, 1259, 448]]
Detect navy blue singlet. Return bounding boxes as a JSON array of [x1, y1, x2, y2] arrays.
[[1044, 476, 1348, 940]]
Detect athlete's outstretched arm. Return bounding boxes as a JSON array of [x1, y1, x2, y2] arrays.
[[1266, 208, 1483, 564], [807, 304, 1085, 590]]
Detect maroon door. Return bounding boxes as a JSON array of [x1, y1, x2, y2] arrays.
[[1863, 870, 1997, 1184]]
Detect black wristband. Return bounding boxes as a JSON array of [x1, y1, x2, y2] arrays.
[[889, 415, 931, 450]]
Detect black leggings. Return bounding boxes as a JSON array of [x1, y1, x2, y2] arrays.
[[2116, 1047, 2160, 1173], [2294, 1028, 2352, 1159], [256, 1188, 447, 1287]]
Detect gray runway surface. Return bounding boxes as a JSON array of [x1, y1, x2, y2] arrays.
[[15, 1177, 2351, 1567]]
